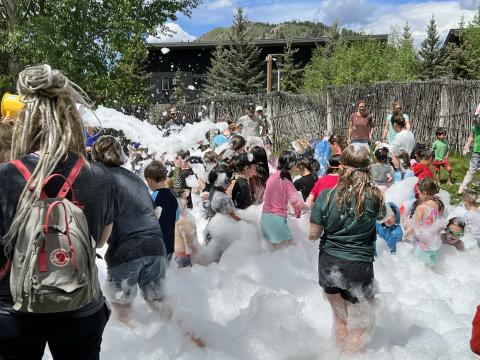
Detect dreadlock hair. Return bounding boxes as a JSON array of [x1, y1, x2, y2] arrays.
[[0, 123, 13, 162], [333, 144, 384, 218], [6, 64, 89, 255]]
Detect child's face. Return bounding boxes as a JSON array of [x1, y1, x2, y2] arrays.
[[384, 211, 396, 227], [437, 133, 446, 140], [245, 164, 257, 178], [419, 191, 427, 201], [445, 224, 463, 244]]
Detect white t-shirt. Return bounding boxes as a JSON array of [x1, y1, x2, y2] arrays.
[[389, 129, 415, 156], [237, 115, 263, 137], [464, 210, 480, 246]]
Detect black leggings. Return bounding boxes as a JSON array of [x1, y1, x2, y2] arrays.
[[0, 303, 110, 360]]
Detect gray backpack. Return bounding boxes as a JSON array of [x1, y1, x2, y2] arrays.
[[8, 158, 100, 313]]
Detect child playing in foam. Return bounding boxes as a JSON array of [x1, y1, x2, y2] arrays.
[[441, 217, 465, 252], [462, 190, 480, 247], [370, 147, 393, 191], [405, 178, 445, 267], [260, 150, 306, 250]]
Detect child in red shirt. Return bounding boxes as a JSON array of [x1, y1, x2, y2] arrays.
[[306, 155, 341, 208], [471, 305, 480, 355]]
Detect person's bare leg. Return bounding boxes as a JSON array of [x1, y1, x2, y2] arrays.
[[325, 293, 348, 350], [147, 298, 173, 321], [272, 239, 293, 251], [112, 302, 136, 327], [344, 300, 375, 354]]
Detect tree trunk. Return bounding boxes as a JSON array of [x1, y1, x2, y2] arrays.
[[3, 0, 21, 79]]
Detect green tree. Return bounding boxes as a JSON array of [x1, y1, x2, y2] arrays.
[[464, 6, 480, 78], [173, 69, 187, 104], [418, 16, 442, 79], [0, 0, 199, 106], [280, 40, 301, 93], [204, 44, 229, 96], [389, 22, 420, 81], [441, 18, 472, 79], [222, 8, 263, 94]]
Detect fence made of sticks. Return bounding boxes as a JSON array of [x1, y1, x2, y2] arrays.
[[146, 80, 480, 153]]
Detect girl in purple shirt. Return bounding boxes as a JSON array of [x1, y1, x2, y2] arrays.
[[260, 150, 305, 249]]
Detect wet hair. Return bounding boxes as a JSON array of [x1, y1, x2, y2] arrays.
[[144, 161, 168, 182], [92, 135, 124, 167], [326, 154, 341, 174], [230, 135, 246, 151], [391, 114, 406, 129], [374, 147, 389, 163], [250, 146, 269, 184], [203, 150, 218, 164], [333, 145, 383, 217], [310, 159, 320, 174], [418, 178, 444, 212], [397, 149, 411, 170], [208, 163, 233, 190], [176, 149, 190, 160], [391, 100, 402, 115], [446, 217, 465, 231], [435, 127, 446, 136], [411, 143, 426, 160], [463, 189, 478, 206], [296, 158, 313, 173], [0, 123, 12, 162], [418, 148, 434, 161], [277, 150, 297, 181]]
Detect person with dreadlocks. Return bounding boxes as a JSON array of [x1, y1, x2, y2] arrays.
[[0, 65, 114, 359], [309, 144, 386, 354]]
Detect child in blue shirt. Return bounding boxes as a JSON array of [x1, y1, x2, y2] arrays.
[[376, 202, 403, 253]]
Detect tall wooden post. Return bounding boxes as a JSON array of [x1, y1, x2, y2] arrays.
[[326, 86, 333, 133], [439, 80, 449, 127], [266, 55, 273, 93]]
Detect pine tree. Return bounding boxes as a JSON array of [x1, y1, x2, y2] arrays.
[[464, 6, 480, 78], [280, 40, 301, 93], [223, 8, 263, 94], [419, 16, 442, 79], [204, 44, 229, 96], [391, 22, 420, 80], [173, 69, 187, 104]]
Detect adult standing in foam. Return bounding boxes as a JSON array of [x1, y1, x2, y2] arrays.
[[237, 103, 267, 140], [381, 101, 411, 144], [309, 145, 385, 354], [92, 136, 168, 326], [348, 100, 375, 151], [0, 65, 114, 359]]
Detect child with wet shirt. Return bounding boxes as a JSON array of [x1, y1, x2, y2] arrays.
[[174, 190, 201, 267]]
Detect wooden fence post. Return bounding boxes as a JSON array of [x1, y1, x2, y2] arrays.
[[439, 80, 449, 127], [326, 86, 333, 132]]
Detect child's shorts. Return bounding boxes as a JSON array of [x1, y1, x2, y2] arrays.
[[318, 252, 375, 304], [260, 212, 292, 244], [433, 159, 451, 171], [414, 247, 440, 267], [105, 255, 167, 304]]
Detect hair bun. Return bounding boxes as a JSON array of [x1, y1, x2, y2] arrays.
[[17, 64, 68, 98]]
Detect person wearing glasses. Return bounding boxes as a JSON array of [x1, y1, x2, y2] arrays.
[[441, 217, 465, 252], [382, 101, 411, 144]]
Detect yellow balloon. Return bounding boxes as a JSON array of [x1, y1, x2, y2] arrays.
[[1, 93, 24, 120]]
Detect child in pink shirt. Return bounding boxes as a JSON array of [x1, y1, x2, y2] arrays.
[[261, 150, 306, 249]]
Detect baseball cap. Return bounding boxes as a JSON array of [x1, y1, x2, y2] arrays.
[[255, 105, 263, 112], [234, 153, 256, 169]]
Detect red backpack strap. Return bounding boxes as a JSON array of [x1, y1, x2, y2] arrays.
[[10, 160, 32, 182], [57, 158, 85, 198], [0, 259, 11, 280]]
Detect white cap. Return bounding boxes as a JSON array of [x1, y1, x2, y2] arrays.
[[255, 105, 263, 112]]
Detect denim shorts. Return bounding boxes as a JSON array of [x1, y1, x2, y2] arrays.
[[105, 255, 167, 304]]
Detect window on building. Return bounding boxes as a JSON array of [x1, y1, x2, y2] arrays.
[[162, 77, 174, 90]]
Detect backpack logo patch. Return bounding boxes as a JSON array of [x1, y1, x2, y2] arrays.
[[49, 248, 70, 267]]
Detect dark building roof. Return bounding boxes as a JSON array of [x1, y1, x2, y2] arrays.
[[147, 34, 388, 50], [444, 29, 460, 47]]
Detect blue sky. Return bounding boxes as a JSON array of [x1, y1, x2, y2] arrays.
[[148, 0, 479, 44]]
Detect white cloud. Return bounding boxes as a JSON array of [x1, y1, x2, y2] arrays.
[[460, 0, 479, 10], [314, 0, 376, 26], [356, 1, 478, 45], [207, 0, 234, 10], [147, 23, 196, 43]]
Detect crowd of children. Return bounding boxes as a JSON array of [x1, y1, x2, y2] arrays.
[[1, 72, 480, 358]]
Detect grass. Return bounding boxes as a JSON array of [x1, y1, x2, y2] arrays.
[[437, 153, 480, 205]]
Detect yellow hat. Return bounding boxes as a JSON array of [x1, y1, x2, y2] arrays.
[[1, 93, 24, 120]]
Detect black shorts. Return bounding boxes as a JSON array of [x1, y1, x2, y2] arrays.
[[318, 252, 375, 304]]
